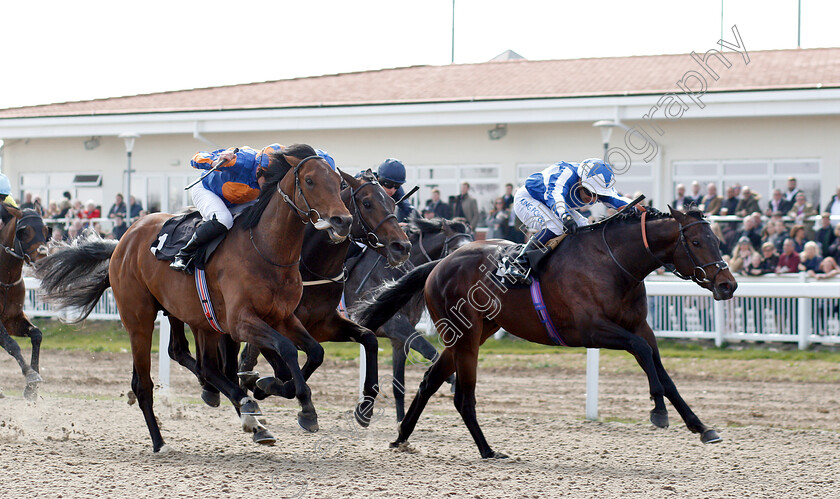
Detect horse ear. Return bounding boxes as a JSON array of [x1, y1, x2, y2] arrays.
[[668, 204, 686, 222], [338, 168, 359, 188], [2, 203, 22, 220]]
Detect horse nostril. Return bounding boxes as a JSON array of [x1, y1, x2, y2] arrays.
[[390, 241, 410, 255]]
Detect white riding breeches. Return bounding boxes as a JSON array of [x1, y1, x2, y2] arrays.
[[513, 186, 587, 235], [190, 183, 234, 229]]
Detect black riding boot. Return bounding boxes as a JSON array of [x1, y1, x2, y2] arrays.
[[170, 218, 228, 274], [499, 235, 549, 284]]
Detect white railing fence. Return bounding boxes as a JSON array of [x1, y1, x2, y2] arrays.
[[23, 274, 840, 419]]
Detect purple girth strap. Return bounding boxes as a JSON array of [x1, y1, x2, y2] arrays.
[[529, 277, 567, 346]]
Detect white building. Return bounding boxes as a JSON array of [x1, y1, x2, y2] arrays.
[[1, 46, 839, 222]]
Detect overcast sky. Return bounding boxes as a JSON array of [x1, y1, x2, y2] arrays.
[[1, 0, 838, 109]]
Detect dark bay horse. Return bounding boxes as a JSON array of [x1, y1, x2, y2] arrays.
[[345, 217, 472, 421], [355, 207, 737, 458], [0, 205, 50, 400], [35, 144, 352, 452], [174, 169, 412, 427]]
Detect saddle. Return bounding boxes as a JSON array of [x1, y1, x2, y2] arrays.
[[150, 202, 254, 271]]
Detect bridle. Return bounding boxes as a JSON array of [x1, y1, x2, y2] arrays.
[[250, 154, 335, 268], [0, 215, 42, 290], [277, 155, 332, 227], [603, 208, 728, 286], [347, 178, 398, 249], [417, 229, 474, 263]]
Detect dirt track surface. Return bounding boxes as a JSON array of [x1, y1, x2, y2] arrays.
[[1, 349, 839, 498]]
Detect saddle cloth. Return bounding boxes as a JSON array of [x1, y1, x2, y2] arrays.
[[149, 202, 255, 271]]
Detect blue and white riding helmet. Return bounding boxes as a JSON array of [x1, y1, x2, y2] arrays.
[[315, 149, 336, 170], [577, 158, 618, 197]]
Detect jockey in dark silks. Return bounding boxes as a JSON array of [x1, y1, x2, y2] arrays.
[[375, 158, 415, 223], [171, 144, 336, 273], [346, 158, 416, 262]]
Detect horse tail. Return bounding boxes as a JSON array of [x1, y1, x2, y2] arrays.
[[35, 237, 117, 324], [353, 259, 441, 332]]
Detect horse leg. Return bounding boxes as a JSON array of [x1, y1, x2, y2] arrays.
[[391, 347, 456, 450], [19, 319, 44, 401], [218, 335, 275, 445], [236, 316, 319, 432], [125, 310, 166, 452], [591, 321, 667, 429], [166, 317, 220, 408], [324, 315, 380, 427], [0, 319, 40, 397], [636, 323, 721, 444], [390, 338, 407, 423], [403, 326, 456, 388]]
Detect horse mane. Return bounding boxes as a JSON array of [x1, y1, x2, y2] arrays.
[[238, 143, 317, 230], [0, 203, 12, 225], [407, 216, 469, 236]]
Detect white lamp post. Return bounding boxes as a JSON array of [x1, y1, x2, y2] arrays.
[[592, 120, 623, 157], [118, 133, 140, 223]]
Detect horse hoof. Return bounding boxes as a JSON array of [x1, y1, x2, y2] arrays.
[[297, 411, 319, 433], [23, 383, 39, 401], [253, 428, 276, 446], [238, 371, 260, 390], [701, 429, 722, 444], [484, 450, 509, 459], [252, 387, 269, 400], [24, 370, 42, 385], [354, 401, 374, 428], [239, 398, 262, 416], [650, 409, 669, 429], [201, 389, 220, 408]]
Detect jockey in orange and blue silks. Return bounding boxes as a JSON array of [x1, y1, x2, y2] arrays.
[[170, 144, 336, 273]]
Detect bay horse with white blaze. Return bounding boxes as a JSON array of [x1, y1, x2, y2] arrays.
[[35, 144, 351, 452], [355, 206, 737, 458]]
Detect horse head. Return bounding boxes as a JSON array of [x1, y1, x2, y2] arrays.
[[408, 217, 473, 264], [668, 206, 737, 301], [278, 145, 352, 243], [340, 168, 411, 267], [0, 203, 48, 265]]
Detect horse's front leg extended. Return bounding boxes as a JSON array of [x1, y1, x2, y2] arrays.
[[635, 322, 721, 444], [589, 320, 667, 429], [234, 315, 319, 433]]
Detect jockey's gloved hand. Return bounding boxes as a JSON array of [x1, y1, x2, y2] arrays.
[[561, 213, 577, 234]]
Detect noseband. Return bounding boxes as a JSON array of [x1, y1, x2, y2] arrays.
[[348, 179, 398, 249], [604, 209, 728, 285]]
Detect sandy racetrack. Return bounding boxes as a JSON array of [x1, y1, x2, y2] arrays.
[[1, 349, 839, 498]]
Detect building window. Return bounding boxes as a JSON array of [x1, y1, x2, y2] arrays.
[[19, 172, 104, 208], [672, 159, 821, 209], [409, 164, 502, 223]]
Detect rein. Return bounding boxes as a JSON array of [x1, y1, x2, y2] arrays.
[[417, 230, 474, 263], [603, 208, 729, 285]]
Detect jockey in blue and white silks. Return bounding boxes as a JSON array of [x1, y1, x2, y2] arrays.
[[501, 158, 631, 282]]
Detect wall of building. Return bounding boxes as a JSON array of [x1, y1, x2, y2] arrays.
[[3, 113, 838, 218]]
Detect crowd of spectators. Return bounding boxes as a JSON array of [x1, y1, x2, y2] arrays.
[[672, 177, 840, 280], [26, 191, 147, 243], [420, 182, 526, 243]]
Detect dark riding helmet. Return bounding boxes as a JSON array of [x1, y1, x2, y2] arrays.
[[377, 158, 406, 186]]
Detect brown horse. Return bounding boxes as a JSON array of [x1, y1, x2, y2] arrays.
[[35, 144, 352, 452], [172, 169, 412, 426], [0, 205, 50, 400], [355, 207, 737, 458]]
